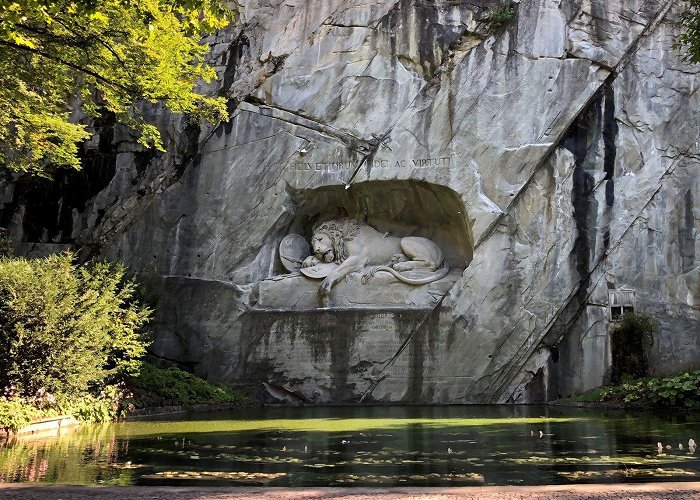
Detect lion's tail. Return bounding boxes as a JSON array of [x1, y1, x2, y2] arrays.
[[374, 265, 450, 285]]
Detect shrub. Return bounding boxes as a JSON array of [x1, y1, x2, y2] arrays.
[[129, 362, 245, 407], [55, 383, 133, 423], [602, 370, 700, 408], [0, 397, 41, 433], [0, 253, 152, 397], [610, 312, 658, 383], [484, 1, 516, 25]]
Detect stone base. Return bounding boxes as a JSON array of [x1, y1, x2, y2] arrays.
[[0, 416, 80, 441], [239, 308, 440, 403], [255, 270, 460, 310]]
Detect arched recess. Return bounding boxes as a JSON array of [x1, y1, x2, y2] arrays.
[[281, 180, 473, 273]]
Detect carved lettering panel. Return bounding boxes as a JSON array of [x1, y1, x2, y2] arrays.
[[285, 156, 452, 176]]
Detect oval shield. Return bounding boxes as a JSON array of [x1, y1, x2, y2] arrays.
[[279, 234, 311, 273]]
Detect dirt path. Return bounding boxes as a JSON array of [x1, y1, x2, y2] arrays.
[[2, 482, 700, 499]]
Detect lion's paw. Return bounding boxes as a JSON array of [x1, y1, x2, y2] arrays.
[[392, 261, 418, 272], [389, 254, 407, 265], [361, 267, 378, 284], [302, 256, 318, 268], [319, 277, 332, 296]]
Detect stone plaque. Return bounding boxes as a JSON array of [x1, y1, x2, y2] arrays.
[[279, 234, 311, 272]]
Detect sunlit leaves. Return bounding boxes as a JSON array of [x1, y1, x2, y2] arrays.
[[0, 0, 233, 174], [0, 75, 90, 174], [0, 253, 152, 396]]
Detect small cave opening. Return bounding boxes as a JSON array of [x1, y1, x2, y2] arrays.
[[278, 180, 473, 275]]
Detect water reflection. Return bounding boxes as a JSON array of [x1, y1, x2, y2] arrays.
[[1, 405, 699, 487], [0, 425, 133, 485]]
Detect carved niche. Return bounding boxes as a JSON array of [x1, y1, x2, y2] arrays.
[[269, 218, 455, 309], [258, 180, 471, 310]]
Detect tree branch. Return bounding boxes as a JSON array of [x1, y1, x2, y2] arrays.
[[0, 39, 135, 93], [49, 16, 135, 78]]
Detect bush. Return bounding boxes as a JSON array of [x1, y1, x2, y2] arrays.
[[610, 312, 658, 383], [0, 397, 41, 433], [0, 253, 152, 397], [484, 1, 516, 25], [54, 383, 133, 423], [602, 370, 700, 409], [129, 362, 245, 408]]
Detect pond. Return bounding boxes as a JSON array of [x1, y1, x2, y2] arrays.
[[1, 405, 700, 487]]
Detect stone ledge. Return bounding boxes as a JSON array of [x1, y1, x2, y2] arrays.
[[255, 270, 460, 311], [0, 415, 80, 441]]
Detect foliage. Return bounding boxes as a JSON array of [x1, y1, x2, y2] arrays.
[[559, 387, 608, 403], [0, 385, 59, 432], [601, 370, 700, 409], [678, 0, 700, 63], [129, 362, 245, 407], [0, 0, 234, 174], [0, 396, 41, 432], [0, 253, 244, 427], [610, 312, 658, 384], [55, 383, 133, 422], [483, 1, 516, 26], [0, 252, 152, 397], [0, 229, 10, 257]]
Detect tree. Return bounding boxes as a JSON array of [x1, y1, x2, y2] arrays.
[[679, 1, 700, 63], [0, 252, 151, 396], [0, 0, 233, 175]]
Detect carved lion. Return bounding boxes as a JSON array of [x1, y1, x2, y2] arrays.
[[301, 218, 449, 299]]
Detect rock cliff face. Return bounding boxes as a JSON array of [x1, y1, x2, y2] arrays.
[[1, 0, 699, 403]]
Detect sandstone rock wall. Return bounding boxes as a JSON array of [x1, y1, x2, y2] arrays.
[[1, 0, 698, 403]]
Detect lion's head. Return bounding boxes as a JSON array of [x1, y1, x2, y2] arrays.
[[311, 218, 360, 264]]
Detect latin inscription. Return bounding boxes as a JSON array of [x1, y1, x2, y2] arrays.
[[288, 156, 451, 174], [290, 160, 355, 173], [374, 157, 451, 169], [360, 314, 395, 332]]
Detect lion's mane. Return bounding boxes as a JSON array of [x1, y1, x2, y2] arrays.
[[313, 218, 360, 263]]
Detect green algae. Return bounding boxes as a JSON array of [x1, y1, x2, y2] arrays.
[[114, 416, 585, 438]]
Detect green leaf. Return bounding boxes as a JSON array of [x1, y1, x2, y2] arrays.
[[0, 0, 235, 174]]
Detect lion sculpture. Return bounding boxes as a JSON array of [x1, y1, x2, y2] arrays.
[[301, 218, 449, 299]]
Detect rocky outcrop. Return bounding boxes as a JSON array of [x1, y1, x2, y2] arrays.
[[1, 0, 698, 403]]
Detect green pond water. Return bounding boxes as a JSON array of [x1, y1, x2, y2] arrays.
[[2, 405, 700, 487]]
